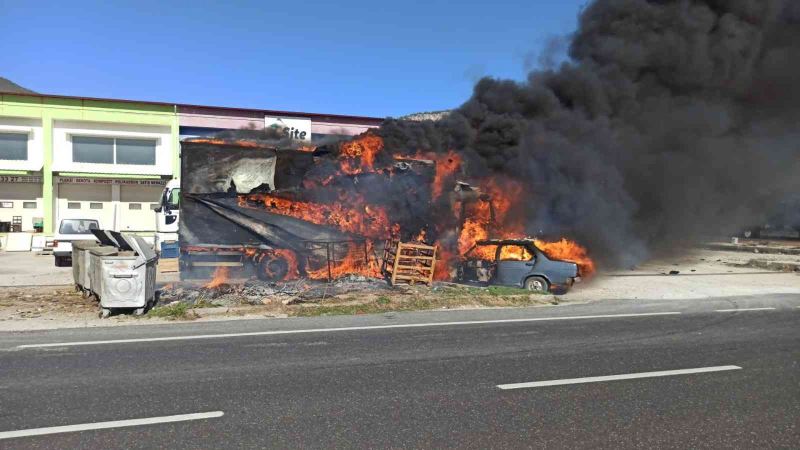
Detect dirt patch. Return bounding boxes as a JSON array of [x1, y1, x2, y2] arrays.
[[0, 286, 97, 323]]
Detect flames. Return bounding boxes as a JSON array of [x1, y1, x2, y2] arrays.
[[202, 132, 596, 286], [243, 193, 391, 239], [204, 267, 230, 288], [534, 239, 595, 276], [339, 133, 384, 175]]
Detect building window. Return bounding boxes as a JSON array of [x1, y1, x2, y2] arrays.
[[89, 202, 103, 210], [0, 201, 13, 208], [23, 202, 37, 209], [72, 136, 114, 164], [116, 139, 156, 165], [67, 202, 81, 209], [0, 132, 28, 160], [72, 136, 156, 165], [128, 203, 142, 210], [150, 203, 159, 210]]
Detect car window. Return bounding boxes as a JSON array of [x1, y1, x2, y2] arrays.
[[59, 219, 100, 234], [499, 245, 533, 261], [466, 244, 498, 261]]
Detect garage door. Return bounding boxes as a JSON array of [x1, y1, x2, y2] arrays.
[[119, 185, 161, 232], [57, 183, 114, 230], [0, 183, 43, 231]]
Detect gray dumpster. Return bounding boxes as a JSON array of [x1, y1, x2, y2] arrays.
[[90, 232, 159, 318]]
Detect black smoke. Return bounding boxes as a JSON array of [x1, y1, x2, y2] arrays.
[[378, 0, 800, 267]]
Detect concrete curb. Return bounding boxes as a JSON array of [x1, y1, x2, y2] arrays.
[[702, 243, 800, 256]]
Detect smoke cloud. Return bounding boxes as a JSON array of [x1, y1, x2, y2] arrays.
[[378, 0, 800, 267]]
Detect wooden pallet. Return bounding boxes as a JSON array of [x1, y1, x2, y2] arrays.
[[158, 257, 180, 274], [382, 239, 437, 286]]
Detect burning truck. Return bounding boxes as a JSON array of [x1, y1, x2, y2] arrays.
[[173, 133, 594, 292]]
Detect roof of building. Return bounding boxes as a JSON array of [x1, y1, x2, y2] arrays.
[[0, 89, 384, 124]]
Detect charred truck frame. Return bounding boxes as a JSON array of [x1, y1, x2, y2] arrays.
[[178, 137, 585, 293], [179, 140, 372, 281]]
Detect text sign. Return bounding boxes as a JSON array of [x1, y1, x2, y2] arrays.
[[0, 176, 43, 183], [265, 116, 311, 141], [56, 177, 166, 186]]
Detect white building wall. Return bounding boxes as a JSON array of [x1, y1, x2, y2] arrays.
[[52, 120, 172, 175]]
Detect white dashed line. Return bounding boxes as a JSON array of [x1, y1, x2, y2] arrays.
[[497, 365, 742, 390], [714, 307, 777, 312], [0, 411, 224, 440]]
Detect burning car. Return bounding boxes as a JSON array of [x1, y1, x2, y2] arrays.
[[456, 239, 581, 293]]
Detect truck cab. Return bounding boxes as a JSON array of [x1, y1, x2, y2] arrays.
[[152, 179, 180, 252]]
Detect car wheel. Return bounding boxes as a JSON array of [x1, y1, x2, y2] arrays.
[[524, 276, 549, 293], [256, 256, 289, 282]]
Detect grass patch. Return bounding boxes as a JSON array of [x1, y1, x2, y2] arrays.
[[289, 287, 553, 318], [193, 299, 220, 308], [147, 302, 193, 320], [486, 286, 538, 296]]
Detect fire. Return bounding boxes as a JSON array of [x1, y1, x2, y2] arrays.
[[456, 178, 525, 259], [195, 131, 597, 285], [204, 267, 230, 288], [396, 150, 463, 200], [304, 242, 382, 280], [244, 193, 391, 239], [534, 238, 596, 277], [187, 138, 263, 148], [339, 133, 384, 175], [273, 249, 300, 280]]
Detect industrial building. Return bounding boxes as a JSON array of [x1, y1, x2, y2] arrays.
[[0, 92, 382, 241]]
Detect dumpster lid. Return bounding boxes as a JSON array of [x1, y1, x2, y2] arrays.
[[130, 235, 157, 261], [109, 231, 135, 251], [91, 229, 118, 247], [88, 247, 119, 256]]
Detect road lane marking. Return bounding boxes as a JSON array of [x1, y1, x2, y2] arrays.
[[497, 365, 742, 390], [16, 312, 681, 349], [714, 307, 777, 312], [0, 411, 224, 440]]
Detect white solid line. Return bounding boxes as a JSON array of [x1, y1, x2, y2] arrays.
[[0, 411, 224, 440], [497, 365, 742, 390], [16, 312, 681, 349], [714, 307, 777, 312]]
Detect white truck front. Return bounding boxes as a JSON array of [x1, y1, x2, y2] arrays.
[[152, 179, 180, 253]]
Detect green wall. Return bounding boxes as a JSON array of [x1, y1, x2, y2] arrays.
[[0, 94, 180, 234]]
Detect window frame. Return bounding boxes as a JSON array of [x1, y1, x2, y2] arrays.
[[70, 134, 158, 166], [0, 131, 30, 161]]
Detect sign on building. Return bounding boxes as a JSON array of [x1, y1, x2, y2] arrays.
[[0, 176, 43, 183], [264, 116, 311, 141], [55, 177, 167, 186]]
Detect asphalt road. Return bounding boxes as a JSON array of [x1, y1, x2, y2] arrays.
[[0, 294, 798, 449]]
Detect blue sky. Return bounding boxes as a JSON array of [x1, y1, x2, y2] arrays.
[[0, 0, 587, 117]]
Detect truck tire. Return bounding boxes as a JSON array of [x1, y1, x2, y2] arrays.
[[256, 256, 289, 282], [524, 276, 549, 293]]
